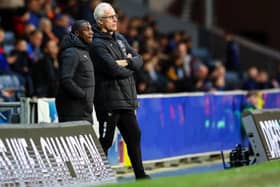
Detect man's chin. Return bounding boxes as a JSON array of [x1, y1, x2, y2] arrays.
[[85, 39, 93, 44], [111, 26, 117, 31]]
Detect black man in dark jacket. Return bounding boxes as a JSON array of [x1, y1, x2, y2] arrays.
[[55, 20, 94, 123]]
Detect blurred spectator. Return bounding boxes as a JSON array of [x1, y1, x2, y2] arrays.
[[225, 31, 240, 73], [0, 28, 5, 51], [26, 29, 43, 64], [10, 39, 34, 96], [0, 28, 10, 73], [211, 77, 226, 91], [0, 74, 24, 102], [128, 17, 143, 32], [166, 53, 192, 92], [167, 31, 182, 53], [125, 25, 139, 48], [22, 23, 36, 40], [53, 13, 71, 41], [0, 55, 10, 74], [186, 37, 193, 54], [242, 90, 259, 111], [158, 33, 169, 54], [80, 0, 102, 25], [118, 13, 129, 35], [209, 62, 226, 91], [177, 41, 192, 78], [242, 66, 259, 90], [39, 17, 59, 45], [26, 0, 42, 27], [12, 8, 30, 37], [191, 61, 211, 92], [136, 55, 167, 93], [41, 0, 56, 20], [257, 70, 273, 90], [139, 25, 158, 54], [32, 40, 59, 97]]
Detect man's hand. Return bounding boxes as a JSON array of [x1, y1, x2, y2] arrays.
[[116, 59, 128, 67], [127, 53, 132, 59], [1, 89, 15, 97]]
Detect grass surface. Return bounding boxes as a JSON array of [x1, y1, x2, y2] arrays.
[[97, 160, 280, 187]]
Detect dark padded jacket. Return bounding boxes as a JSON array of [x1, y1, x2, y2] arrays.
[[55, 33, 95, 123], [90, 31, 143, 112]]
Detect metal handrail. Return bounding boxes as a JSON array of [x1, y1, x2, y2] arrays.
[[0, 102, 20, 112], [211, 26, 280, 60], [0, 102, 20, 107]]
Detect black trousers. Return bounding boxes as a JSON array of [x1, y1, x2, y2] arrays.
[[96, 109, 146, 178]]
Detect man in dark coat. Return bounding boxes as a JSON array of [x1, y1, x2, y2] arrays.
[[55, 20, 94, 123], [32, 40, 59, 97], [90, 2, 149, 180]]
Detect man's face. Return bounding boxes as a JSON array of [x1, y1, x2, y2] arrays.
[[31, 32, 43, 47], [45, 40, 59, 56], [248, 95, 258, 107], [99, 7, 118, 33], [79, 23, 94, 44]]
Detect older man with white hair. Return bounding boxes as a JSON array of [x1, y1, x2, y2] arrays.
[[90, 2, 150, 180]]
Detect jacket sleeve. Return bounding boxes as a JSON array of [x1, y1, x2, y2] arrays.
[[59, 48, 85, 99], [119, 34, 143, 71], [91, 43, 134, 79]]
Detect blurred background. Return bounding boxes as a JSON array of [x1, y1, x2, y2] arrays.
[[0, 0, 279, 101]]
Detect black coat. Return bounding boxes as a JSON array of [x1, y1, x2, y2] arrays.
[[90, 31, 143, 112], [55, 33, 95, 123], [32, 54, 59, 97]]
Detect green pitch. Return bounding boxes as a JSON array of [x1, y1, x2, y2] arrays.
[[98, 160, 280, 187]]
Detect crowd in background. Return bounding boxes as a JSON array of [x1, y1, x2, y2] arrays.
[[0, 0, 279, 102]]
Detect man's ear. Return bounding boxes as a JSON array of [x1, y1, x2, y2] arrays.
[[74, 30, 80, 37], [97, 19, 103, 26]]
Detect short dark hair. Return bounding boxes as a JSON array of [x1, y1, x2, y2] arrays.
[[246, 90, 258, 98], [71, 20, 89, 33]]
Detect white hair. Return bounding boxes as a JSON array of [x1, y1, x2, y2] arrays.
[[93, 2, 113, 23]]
